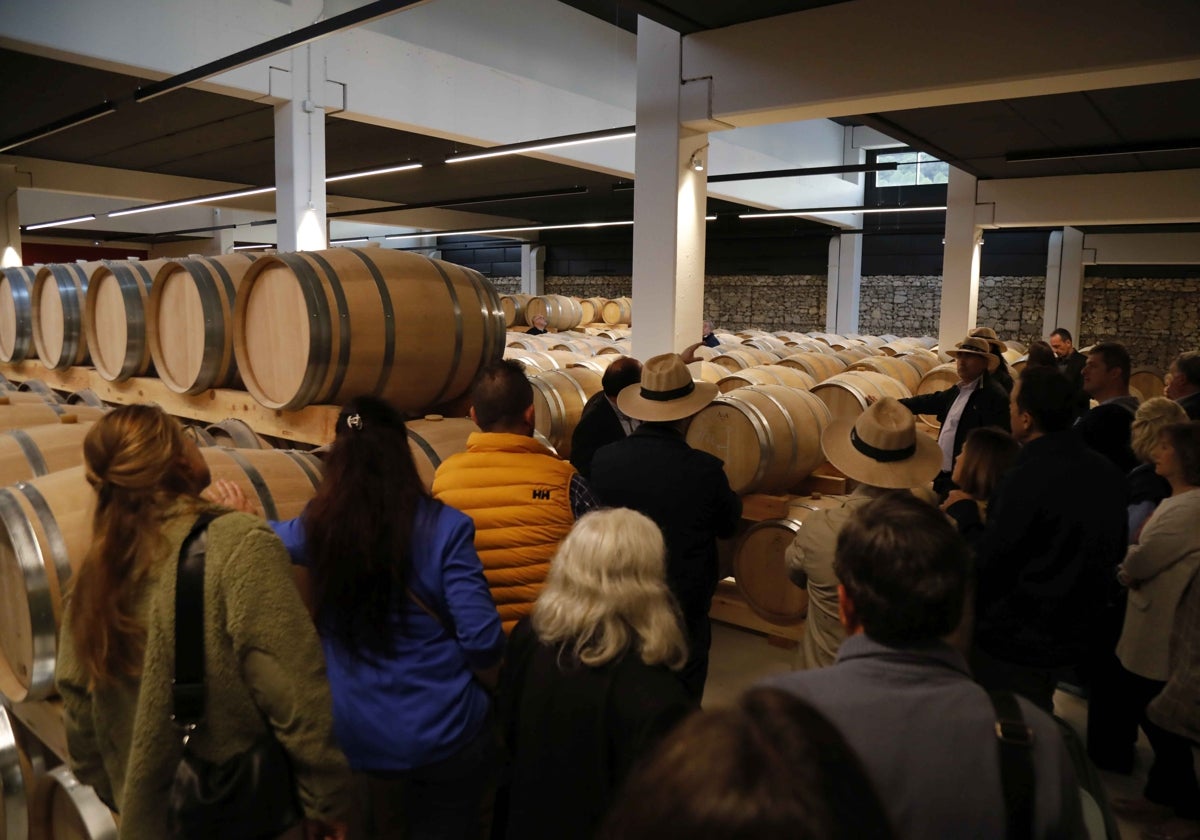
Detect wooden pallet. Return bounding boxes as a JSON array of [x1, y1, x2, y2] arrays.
[[709, 578, 803, 648], [0, 361, 340, 446]]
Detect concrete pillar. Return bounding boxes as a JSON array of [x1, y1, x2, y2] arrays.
[[1043, 227, 1085, 340], [274, 45, 327, 253], [0, 166, 23, 267], [826, 233, 862, 333], [520, 244, 544, 295], [631, 17, 708, 359], [938, 166, 982, 350]]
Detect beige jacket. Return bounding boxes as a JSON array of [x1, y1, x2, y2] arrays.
[[57, 503, 352, 839], [1117, 488, 1200, 681]]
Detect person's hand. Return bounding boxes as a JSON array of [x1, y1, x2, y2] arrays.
[[941, 489, 974, 511], [305, 819, 348, 840], [201, 479, 260, 516], [1117, 566, 1135, 589]]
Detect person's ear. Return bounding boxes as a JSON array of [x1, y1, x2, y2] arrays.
[[469, 406, 478, 425], [837, 584, 861, 635], [523, 403, 536, 430]]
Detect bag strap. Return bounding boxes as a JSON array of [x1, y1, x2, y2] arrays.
[[173, 512, 219, 730], [987, 690, 1036, 840]]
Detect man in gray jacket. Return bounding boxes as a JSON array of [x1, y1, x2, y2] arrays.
[[766, 493, 1085, 840]]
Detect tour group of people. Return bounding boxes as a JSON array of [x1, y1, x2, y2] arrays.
[[55, 322, 1200, 839]]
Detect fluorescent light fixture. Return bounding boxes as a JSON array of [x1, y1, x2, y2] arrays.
[[108, 186, 277, 218], [330, 237, 370, 244], [706, 215, 717, 221], [232, 243, 275, 251], [385, 219, 635, 241], [325, 162, 423, 183], [445, 127, 635, 165], [739, 205, 947, 219], [24, 214, 98, 231]]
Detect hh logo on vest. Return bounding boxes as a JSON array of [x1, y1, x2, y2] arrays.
[[532, 489, 551, 500]]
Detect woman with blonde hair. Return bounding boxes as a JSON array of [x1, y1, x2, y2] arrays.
[[1128, 397, 1188, 540], [496, 507, 695, 839], [56, 404, 351, 839]]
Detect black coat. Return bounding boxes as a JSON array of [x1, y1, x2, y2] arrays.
[[1055, 350, 1090, 417], [966, 431, 1128, 667], [1179, 391, 1200, 421], [568, 392, 625, 479], [898, 375, 1011, 470], [1075, 397, 1139, 474]]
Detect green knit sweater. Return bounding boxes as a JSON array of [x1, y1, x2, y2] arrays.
[[56, 503, 352, 838]]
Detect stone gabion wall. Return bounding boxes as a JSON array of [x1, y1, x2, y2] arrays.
[[546, 276, 633, 300], [703, 275, 827, 333], [1080, 276, 1200, 371], [488, 277, 522, 296]]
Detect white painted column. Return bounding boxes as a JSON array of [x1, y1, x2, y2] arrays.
[[826, 233, 862, 333], [631, 17, 708, 359], [0, 166, 22, 267], [1042, 227, 1085, 339], [274, 45, 327, 252], [520, 244, 544, 295], [938, 166, 982, 350]]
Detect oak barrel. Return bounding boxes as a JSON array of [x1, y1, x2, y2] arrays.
[[846, 356, 923, 393], [832, 346, 877, 365], [83, 259, 166, 382], [601, 296, 631, 326], [499, 293, 533, 327], [686, 385, 832, 495], [530, 367, 603, 458], [0, 400, 105, 432], [31, 263, 100, 370], [776, 352, 846, 383], [716, 365, 816, 394], [406, 415, 479, 492], [687, 361, 727, 384], [1130, 367, 1165, 401], [0, 422, 94, 489], [203, 419, 273, 449], [1, 704, 50, 840], [14, 381, 62, 405], [27, 766, 118, 840], [811, 371, 913, 421], [0, 447, 323, 702], [579, 297, 607, 325], [569, 355, 621, 375], [0, 267, 37, 364], [708, 348, 778, 372], [232, 248, 505, 412], [503, 349, 583, 373], [147, 255, 256, 394], [525, 295, 583, 331]]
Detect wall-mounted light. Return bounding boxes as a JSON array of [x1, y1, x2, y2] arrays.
[[690, 146, 709, 173]]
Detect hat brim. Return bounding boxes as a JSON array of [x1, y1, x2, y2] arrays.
[[617, 380, 719, 422], [946, 348, 1000, 372], [821, 416, 943, 489]]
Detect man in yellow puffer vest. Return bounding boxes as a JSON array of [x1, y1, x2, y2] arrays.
[[433, 360, 597, 634]]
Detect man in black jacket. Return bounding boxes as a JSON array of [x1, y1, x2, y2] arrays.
[[1076, 341, 1139, 473], [590, 353, 742, 700], [568, 356, 642, 478], [1050, 327, 1089, 417], [1166, 350, 1200, 420], [895, 335, 1010, 499], [947, 366, 1127, 711]]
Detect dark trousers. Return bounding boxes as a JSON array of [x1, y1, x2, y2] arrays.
[[1086, 652, 1154, 773], [680, 601, 713, 703], [970, 646, 1061, 713], [355, 722, 497, 839], [1142, 705, 1200, 817]]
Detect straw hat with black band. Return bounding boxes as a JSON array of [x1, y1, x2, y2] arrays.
[[945, 336, 1000, 373], [822, 397, 942, 489], [617, 353, 718, 422], [968, 326, 1008, 354]]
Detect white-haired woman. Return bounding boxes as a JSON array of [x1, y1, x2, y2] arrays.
[[1128, 397, 1189, 541], [496, 508, 695, 840]]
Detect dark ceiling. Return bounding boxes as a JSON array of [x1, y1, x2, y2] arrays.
[[3, 0, 1197, 246]]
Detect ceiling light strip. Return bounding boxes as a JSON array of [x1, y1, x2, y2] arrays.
[[325, 162, 423, 183], [23, 214, 98, 231], [108, 186, 277, 218], [740, 205, 947, 219], [444, 126, 636, 165]]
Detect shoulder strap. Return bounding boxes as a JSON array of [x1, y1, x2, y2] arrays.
[[987, 690, 1036, 840], [173, 512, 219, 728]]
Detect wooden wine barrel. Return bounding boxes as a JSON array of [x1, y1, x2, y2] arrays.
[[878, 338, 923, 357], [203, 419, 274, 449], [709, 348, 778, 372], [1130, 367, 1166, 401], [506, 334, 557, 351], [546, 336, 601, 355], [530, 367, 602, 458], [731, 494, 850, 625], [2, 704, 50, 840], [687, 361, 727, 384], [27, 766, 118, 840], [0, 422, 94, 489], [405, 415, 478, 492], [832, 346, 877, 365], [846, 356, 923, 393], [0, 447, 323, 702], [65, 390, 106, 408], [147, 255, 257, 394], [914, 363, 961, 428], [84, 259, 167, 383], [31, 263, 100, 370], [503, 349, 584, 372], [0, 399, 105, 432], [601, 296, 631, 326], [716, 365, 816, 393], [233, 248, 505, 412], [686, 385, 832, 495], [741, 336, 789, 353], [854, 335, 887, 349], [15, 381, 63, 405], [776, 352, 846, 383], [894, 347, 941, 376], [595, 327, 630, 341], [0, 267, 37, 364], [525, 295, 583, 331], [811, 371, 913, 421], [570, 355, 621, 375], [578, 297, 607, 325], [0, 391, 64, 407], [499, 293, 533, 327]]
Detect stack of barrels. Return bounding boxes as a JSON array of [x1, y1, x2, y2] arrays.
[[499, 293, 632, 331]]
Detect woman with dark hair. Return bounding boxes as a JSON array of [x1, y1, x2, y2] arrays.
[[1024, 340, 1057, 370], [272, 396, 504, 838], [1110, 422, 1200, 831], [942, 426, 1019, 525], [600, 687, 893, 840], [57, 404, 351, 839]]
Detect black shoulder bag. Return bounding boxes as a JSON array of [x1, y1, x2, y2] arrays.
[[167, 513, 303, 840]]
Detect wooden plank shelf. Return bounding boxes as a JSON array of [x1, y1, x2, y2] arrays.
[[1, 361, 340, 446], [10, 698, 68, 764], [709, 578, 803, 647]]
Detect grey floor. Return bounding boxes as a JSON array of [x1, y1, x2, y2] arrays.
[[703, 621, 1155, 839]]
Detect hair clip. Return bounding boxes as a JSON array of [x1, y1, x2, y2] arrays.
[[346, 413, 363, 430]]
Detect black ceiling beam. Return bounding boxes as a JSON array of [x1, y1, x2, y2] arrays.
[[621, 1, 707, 33], [706, 162, 897, 183], [324, 186, 590, 219], [1006, 139, 1200, 163], [0, 101, 117, 155]]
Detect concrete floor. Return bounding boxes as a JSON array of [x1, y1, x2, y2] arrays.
[[703, 620, 1157, 839]]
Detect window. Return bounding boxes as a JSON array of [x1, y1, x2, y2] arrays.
[[874, 151, 949, 187]]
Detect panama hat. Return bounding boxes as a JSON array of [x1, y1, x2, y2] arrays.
[[945, 336, 1000, 372], [617, 353, 718, 422], [968, 326, 1008, 353], [822, 397, 942, 489]]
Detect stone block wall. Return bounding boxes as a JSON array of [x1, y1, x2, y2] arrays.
[[1080, 276, 1200, 371], [702, 275, 827, 333]]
